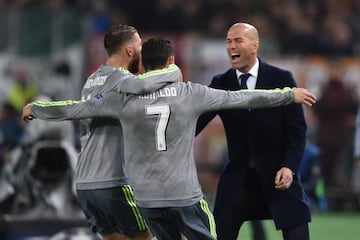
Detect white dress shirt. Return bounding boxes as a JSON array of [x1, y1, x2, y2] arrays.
[[236, 58, 259, 90]]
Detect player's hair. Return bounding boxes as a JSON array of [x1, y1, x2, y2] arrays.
[[104, 24, 138, 56], [142, 37, 174, 71]]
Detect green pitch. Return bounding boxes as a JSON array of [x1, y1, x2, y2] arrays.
[[237, 212, 360, 240]]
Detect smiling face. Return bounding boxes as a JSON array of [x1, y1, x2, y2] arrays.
[[226, 23, 259, 72]]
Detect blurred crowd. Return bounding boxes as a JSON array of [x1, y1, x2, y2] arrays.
[[0, 0, 359, 56], [0, 0, 359, 223]]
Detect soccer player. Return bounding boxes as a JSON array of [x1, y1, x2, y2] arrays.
[[22, 37, 316, 240], [28, 25, 181, 240]]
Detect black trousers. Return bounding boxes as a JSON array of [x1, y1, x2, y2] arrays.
[[250, 220, 266, 240], [282, 223, 309, 240]]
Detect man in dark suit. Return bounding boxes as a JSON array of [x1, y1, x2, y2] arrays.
[[196, 23, 311, 240]]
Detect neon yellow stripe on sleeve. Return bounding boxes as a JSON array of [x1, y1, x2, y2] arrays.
[[33, 100, 84, 107], [235, 87, 292, 93]]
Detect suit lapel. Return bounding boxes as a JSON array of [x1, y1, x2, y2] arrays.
[[227, 69, 241, 89], [255, 59, 268, 89]]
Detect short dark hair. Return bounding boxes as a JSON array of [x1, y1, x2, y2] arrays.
[[104, 24, 138, 56], [142, 37, 174, 71]]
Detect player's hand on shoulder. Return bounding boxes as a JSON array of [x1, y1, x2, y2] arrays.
[[293, 87, 317, 106], [22, 102, 35, 122]]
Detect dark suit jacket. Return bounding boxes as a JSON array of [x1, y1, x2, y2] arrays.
[[196, 59, 311, 229]]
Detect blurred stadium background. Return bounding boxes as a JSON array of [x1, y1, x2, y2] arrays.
[[0, 0, 359, 239]]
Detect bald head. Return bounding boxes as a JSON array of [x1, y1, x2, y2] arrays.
[[226, 22, 259, 72], [228, 23, 259, 43]]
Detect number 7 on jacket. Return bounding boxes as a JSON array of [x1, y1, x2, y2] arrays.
[[145, 105, 170, 151]]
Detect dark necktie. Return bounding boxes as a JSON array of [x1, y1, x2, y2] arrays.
[[239, 73, 251, 89], [239, 73, 255, 168]]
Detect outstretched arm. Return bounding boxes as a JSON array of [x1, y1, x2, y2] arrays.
[[22, 65, 183, 122], [223, 87, 316, 109], [23, 91, 129, 122], [22, 96, 118, 122], [190, 83, 316, 115], [22, 100, 105, 122]]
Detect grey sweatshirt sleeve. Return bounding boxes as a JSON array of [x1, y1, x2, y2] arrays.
[[31, 100, 102, 121], [32, 92, 125, 121], [32, 84, 295, 121], [32, 97, 118, 121], [112, 64, 182, 94], [225, 87, 294, 108], [190, 83, 295, 112], [31, 66, 182, 121]]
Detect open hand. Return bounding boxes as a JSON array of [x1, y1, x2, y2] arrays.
[[293, 88, 317, 106], [22, 103, 35, 122]]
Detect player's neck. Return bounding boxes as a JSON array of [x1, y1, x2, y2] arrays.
[[146, 63, 169, 72], [106, 55, 128, 70]]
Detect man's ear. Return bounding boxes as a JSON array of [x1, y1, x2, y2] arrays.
[[125, 45, 133, 57]]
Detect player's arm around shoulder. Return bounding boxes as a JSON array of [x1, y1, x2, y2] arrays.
[[118, 64, 183, 94]]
